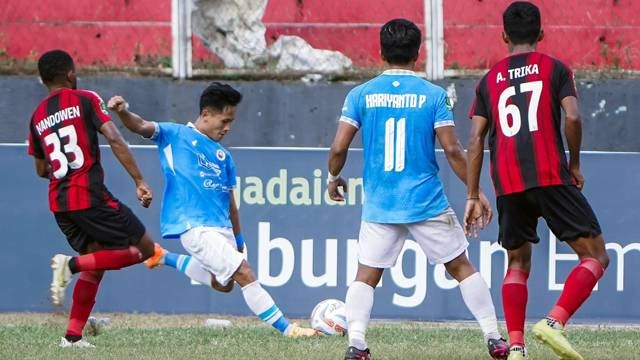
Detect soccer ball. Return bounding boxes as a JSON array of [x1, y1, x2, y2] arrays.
[[310, 299, 347, 335]]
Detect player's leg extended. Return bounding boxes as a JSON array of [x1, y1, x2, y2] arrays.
[[532, 235, 608, 360], [231, 261, 316, 336], [51, 208, 153, 306], [343, 221, 406, 360], [66, 232, 153, 273], [532, 186, 608, 360], [503, 244, 532, 359], [343, 264, 382, 360], [61, 269, 104, 347], [144, 242, 234, 292], [410, 209, 508, 359], [444, 254, 509, 359], [180, 227, 314, 336]]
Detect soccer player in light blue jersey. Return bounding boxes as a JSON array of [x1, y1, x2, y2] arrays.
[[107, 83, 317, 338], [327, 19, 509, 360]]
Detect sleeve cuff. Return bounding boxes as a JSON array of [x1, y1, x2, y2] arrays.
[[434, 120, 455, 128], [339, 116, 360, 129], [147, 122, 160, 140]]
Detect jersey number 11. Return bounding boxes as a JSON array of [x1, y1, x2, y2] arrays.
[[384, 117, 405, 172]]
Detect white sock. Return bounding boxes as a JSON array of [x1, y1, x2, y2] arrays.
[[241, 281, 290, 334], [346, 281, 374, 350], [459, 272, 501, 342]]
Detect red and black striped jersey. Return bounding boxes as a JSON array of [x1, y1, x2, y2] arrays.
[[469, 51, 577, 196], [28, 88, 118, 212]]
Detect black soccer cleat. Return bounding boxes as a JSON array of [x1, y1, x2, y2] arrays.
[[344, 346, 372, 360]]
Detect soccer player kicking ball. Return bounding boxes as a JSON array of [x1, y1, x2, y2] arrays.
[[327, 19, 509, 360], [28, 50, 158, 348], [107, 83, 318, 338], [465, 2, 609, 359]]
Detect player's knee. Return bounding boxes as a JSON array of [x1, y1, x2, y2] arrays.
[[212, 277, 234, 293], [233, 260, 256, 285], [593, 251, 610, 270], [137, 240, 155, 260]]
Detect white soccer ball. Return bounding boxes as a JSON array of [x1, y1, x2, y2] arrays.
[[310, 299, 347, 336]]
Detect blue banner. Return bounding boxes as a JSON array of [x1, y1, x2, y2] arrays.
[[1, 144, 638, 321]]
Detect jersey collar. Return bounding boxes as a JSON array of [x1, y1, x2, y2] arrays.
[[382, 69, 416, 76], [187, 122, 205, 136]]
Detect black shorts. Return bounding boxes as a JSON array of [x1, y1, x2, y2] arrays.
[[497, 185, 602, 250], [54, 202, 146, 253]]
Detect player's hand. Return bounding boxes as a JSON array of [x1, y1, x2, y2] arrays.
[[136, 180, 153, 208], [463, 198, 485, 238], [107, 96, 129, 113], [327, 177, 348, 201], [478, 191, 493, 226], [570, 165, 585, 190]]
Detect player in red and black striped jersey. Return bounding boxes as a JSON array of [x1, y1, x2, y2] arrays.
[[464, 3, 609, 360], [28, 50, 156, 348]]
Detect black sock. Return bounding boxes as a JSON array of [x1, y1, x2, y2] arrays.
[[65, 334, 82, 342], [68, 257, 79, 274]]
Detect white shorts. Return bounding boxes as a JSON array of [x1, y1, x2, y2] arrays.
[[358, 208, 469, 267], [180, 226, 244, 286]]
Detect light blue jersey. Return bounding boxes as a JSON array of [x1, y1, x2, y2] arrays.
[[150, 122, 237, 238], [340, 69, 454, 223]]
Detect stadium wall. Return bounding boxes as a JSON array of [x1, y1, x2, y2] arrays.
[[1, 0, 639, 69], [2, 76, 639, 151], [1, 145, 639, 321]]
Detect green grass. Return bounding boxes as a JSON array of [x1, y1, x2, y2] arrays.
[[0, 313, 638, 359]]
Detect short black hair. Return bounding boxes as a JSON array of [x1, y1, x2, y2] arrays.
[[503, 1, 541, 45], [38, 50, 75, 84], [199, 82, 242, 113], [380, 19, 422, 65]]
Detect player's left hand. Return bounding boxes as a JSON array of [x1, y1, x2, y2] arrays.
[[327, 177, 348, 201], [136, 180, 153, 208], [463, 198, 485, 238], [107, 95, 129, 113], [570, 165, 585, 190], [478, 191, 493, 226]]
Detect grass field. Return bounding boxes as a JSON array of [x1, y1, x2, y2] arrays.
[[0, 313, 637, 359]]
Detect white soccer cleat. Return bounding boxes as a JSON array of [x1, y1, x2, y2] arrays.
[[59, 337, 96, 348], [50, 254, 72, 306]]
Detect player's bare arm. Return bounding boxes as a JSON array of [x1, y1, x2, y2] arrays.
[[561, 96, 584, 189], [229, 191, 244, 252], [464, 115, 490, 238], [33, 157, 51, 179], [327, 121, 358, 201], [436, 125, 492, 230], [100, 121, 153, 208], [107, 96, 156, 138]]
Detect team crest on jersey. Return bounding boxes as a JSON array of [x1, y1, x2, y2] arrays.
[[445, 97, 454, 111], [197, 153, 222, 176], [216, 149, 226, 161]]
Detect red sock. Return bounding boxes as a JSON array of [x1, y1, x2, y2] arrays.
[[71, 246, 142, 273], [548, 258, 604, 326], [502, 268, 529, 347], [66, 271, 103, 338]]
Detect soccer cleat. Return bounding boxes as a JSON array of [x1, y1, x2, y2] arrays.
[[144, 242, 166, 269], [344, 346, 372, 360], [50, 254, 72, 306], [285, 323, 320, 338], [59, 337, 96, 348], [532, 319, 583, 360], [487, 337, 510, 359], [507, 345, 527, 360]]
